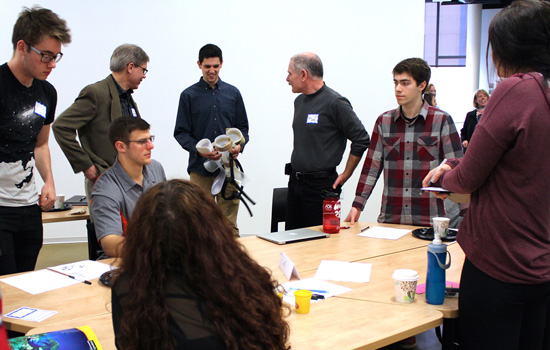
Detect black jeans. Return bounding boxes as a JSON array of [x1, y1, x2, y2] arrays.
[[285, 172, 339, 230], [0, 205, 43, 275], [459, 258, 550, 349]]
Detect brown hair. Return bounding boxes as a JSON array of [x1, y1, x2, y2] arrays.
[[12, 6, 71, 49], [393, 58, 431, 94], [114, 179, 290, 350], [488, 0, 550, 80]]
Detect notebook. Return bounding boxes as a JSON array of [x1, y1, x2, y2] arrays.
[[257, 228, 330, 245]]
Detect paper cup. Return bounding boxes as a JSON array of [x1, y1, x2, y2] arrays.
[[294, 290, 313, 314], [392, 269, 419, 303], [433, 217, 450, 238], [54, 194, 65, 209]]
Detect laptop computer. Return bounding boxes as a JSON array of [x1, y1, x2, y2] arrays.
[[257, 228, 330, 245]]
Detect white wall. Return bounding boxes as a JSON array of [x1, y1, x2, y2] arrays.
[[430, 5, 500, 130], [0, 0, 426, 243]]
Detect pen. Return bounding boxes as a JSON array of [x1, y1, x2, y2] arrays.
[[288, 288, 329, 294], [429, 159, 447, 183], [340, 226, 350, 229], [47, 268, 92, 285], [360, 226, 370, 232]]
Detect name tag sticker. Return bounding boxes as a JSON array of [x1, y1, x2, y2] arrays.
[[131, 108, 138, 117], [306, 114, 319, 124], [34, 102, 47, 119]]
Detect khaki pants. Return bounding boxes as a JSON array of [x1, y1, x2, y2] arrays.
[[190, 172, 240, 236]]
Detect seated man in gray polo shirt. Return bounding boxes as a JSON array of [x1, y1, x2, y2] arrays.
[[92, 116, 165, 257]]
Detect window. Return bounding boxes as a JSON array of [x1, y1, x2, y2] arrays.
[[424, 2, 468, 67]]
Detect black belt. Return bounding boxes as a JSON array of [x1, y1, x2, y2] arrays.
[[291, 169, 335, 181]]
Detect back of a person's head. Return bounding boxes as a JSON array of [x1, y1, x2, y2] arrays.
[[12, 6, 71, 49], [198, 43, 223, 63], [117, 180, 290, 350], [488, 0, 550, 80], [108, 116, 150, 148], [393, 58, 431, 93], [110, 44, 149, 72]]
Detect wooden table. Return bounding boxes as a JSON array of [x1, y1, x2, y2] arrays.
[[332, 242, 464, 318], [6, 224, 454, 349], [0, 259, 115, 334], [296, 240, 464, 349], [41, 206, 90, 224], [26, 297, 443, 350], [240, 222, 430, 281]]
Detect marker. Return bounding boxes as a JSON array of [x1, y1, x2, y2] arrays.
[[340, 226, 350, 229], [289, 288, 329, 294], [429, 159, 447, 183], [360, 226, 371, 232], [47, 268, 92, 285]]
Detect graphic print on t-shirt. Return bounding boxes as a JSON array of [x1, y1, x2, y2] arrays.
[[0, 63, 56, 206]]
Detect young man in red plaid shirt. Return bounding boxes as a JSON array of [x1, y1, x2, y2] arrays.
[[345, 58, 463, 227]]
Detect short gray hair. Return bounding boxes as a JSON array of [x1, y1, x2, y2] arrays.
[[110, 44, 149, 72], [291, 53, 323, 80]]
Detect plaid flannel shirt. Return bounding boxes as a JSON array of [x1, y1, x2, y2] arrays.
[[352, 101, 463, 226]]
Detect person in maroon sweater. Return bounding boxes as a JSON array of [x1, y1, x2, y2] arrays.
[[423, 1, 550, 349]]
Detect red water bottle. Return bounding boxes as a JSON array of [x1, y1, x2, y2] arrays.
[[323, 191, 341, 233]]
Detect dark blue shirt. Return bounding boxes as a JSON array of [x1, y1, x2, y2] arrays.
[[174, 77, 249, 176]]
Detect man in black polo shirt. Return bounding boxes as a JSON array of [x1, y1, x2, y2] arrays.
[[285, 52, 370, 230]]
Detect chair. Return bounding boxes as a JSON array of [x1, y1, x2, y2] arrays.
[[86, 221, 104, 260], [270, 187, 288, 232]]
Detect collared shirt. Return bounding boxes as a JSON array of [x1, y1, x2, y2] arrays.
[[352, 101, 463, 226], [111, 75, 138, 118], [91, 158, 166, 242], [174, 77, 249, 176]]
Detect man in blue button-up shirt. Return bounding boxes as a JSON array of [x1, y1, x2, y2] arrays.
[[174, 44, 249, 236]]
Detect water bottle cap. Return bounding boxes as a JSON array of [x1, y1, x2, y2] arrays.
[[392, 269, 419, 281]]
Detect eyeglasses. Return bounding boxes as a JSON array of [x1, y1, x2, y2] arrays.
[[135, 64, 148, 75], [127, 135, 155, 145], [27, 44, 63, 63]]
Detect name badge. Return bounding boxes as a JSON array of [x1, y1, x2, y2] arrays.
[[34, 102, 47, 119], [131, 108, 138, 117], [306, 114, 319, 124]]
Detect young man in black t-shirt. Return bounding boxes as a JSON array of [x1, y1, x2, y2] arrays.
[[0, 7, 71, 275]]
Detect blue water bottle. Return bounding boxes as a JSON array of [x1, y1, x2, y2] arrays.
[[426, 232, 451, 305]]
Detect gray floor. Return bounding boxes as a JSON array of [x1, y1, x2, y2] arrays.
[[35, 242, 89, 270], [380, 328, 443, 350]]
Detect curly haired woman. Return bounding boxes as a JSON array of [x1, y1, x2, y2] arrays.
[[111, 179, 290, 350]]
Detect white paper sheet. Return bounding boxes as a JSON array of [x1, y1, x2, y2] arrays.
[[357, 226, 411, 240], [0, 260, 113, 295], [48, 260, 113, 281], [0, 269, 79, 295], [314, 260, 373, 283], [281, 278, 352, 305]]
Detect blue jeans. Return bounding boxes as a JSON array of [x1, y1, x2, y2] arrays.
[[0, 205, 43, 275]]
